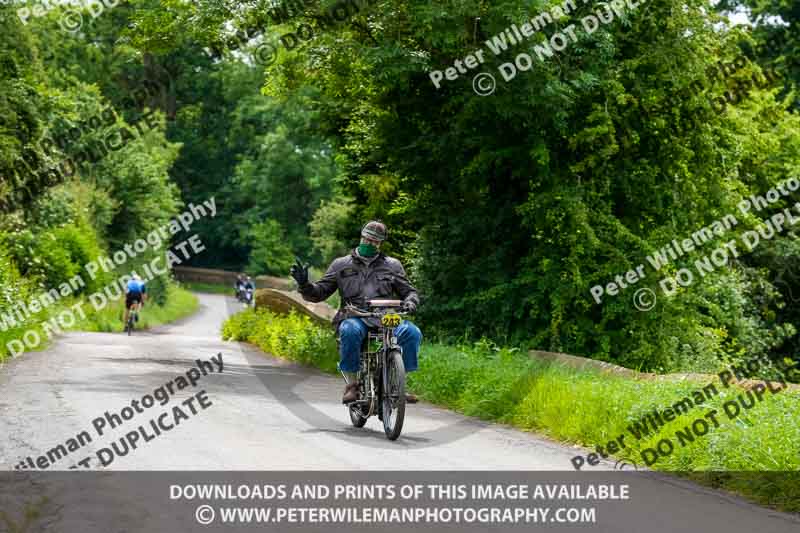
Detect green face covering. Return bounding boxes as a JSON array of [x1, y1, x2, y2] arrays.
[[358, 243, 378, 257]]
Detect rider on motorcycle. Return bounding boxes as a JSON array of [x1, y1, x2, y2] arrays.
[[234, 274, 245, 299], [242, 276, 255, 304], [290, 221, 422, 404], [124, 273, 147, 326]]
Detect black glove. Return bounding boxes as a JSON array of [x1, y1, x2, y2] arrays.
[[402, 300, 417, 314], [290, 257, 309, 286]]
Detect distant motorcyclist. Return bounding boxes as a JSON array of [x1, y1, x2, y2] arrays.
[[291, 221, 422, 404], [242, 276, 255, 305], [234, 274, 245, 299]]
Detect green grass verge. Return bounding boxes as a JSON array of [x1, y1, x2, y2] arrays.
[[0, 287, 199, 362], [179, 281, 233, 295], [0, 320, 49, 363], [70, 286, 199, 333], [223, 308, 338, 373], [222, 308, 800, 512]]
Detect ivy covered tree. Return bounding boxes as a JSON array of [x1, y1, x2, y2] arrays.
[[251, 0, 800, 371]]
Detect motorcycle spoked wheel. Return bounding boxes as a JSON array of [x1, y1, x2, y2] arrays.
[[381, 350, 406, 440], [348, 374, 371, 428], [348, 403, 368, 428]]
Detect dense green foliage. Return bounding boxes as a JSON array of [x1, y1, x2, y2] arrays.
[[223, 307, 800, 510], [0, 1, 190, 359], [262, 0, 800, 373], [120, 0, 800, 374], [716, 0, 799, 109], [2, 0, 799, 376]]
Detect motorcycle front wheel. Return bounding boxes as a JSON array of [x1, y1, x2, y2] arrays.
[[382, 350, 406, 440]]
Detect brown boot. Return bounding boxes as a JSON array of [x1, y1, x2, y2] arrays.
[[405, 393, 418, 404], [342, 382, 360, 404]]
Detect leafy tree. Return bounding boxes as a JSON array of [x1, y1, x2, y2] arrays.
[[245, 219, 295, 275], [715, 0, 799, 110], [310, 196, 357, 264], [224, 88, 337, 264], [37, 0, 798, 376], [254, 0, 799, 371], [0, 2, 65, 212]]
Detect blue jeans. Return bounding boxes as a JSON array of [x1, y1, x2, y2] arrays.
[[337, 318, 422, 373]]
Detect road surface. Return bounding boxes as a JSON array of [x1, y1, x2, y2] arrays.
[[0, 293, 797, 532], [0, 293, 588, 469]]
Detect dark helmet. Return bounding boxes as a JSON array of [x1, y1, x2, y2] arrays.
[[361, 220, 387, 242]]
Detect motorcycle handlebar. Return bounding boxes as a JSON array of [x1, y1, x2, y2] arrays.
[[344, 304, 410, 317]]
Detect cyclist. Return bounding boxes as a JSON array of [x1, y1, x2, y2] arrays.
[[124, 274, 147, 327]]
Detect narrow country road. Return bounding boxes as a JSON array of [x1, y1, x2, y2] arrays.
[[0, 293, 585, 470], [0, 293, 797, 533]]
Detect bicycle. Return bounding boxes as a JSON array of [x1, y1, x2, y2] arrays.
[[340, 299, 408, 441], [125, 303, 141, 336]]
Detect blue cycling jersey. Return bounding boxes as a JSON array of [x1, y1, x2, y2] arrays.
[[127, 279, 146, 294]]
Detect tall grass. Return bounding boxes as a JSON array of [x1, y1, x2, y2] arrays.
[[0, 322, 47, 362], [223, 308, 338, 373]]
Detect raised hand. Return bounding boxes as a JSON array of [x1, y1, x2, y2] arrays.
[[290, 256, 309, 286]]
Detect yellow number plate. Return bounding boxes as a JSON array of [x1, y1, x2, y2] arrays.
[[381, 314, 402, 327]]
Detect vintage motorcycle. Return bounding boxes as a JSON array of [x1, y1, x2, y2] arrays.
[[340, 300, 408, 441], [242, 287, 254, 306], [236, 284, 254, 306]]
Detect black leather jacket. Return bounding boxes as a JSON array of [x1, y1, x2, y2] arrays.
[[298, 250, 420, 330]]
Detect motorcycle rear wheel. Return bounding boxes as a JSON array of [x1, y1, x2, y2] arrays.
[[348, 403, 368, 427]]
